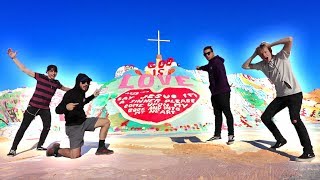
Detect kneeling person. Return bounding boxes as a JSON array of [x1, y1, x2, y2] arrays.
[[47, 73, 113, 159]]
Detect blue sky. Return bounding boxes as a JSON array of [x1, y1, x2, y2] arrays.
[[0, 0, 319, 92]]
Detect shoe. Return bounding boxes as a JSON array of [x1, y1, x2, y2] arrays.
[[296, 153, 315, 162], [95, 146, 114, 155], [227, 135, 235, 145], [37, 146, 47, 151], [7, 150, 16, 157], [270, 139, 287, 149], [207, 136, 221, 141], [46, 143, 60, 157]]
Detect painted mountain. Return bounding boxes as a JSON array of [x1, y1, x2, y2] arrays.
[[1, 60, 319, 134]]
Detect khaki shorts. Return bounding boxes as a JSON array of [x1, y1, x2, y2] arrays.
[[65, 117, 98, 149]]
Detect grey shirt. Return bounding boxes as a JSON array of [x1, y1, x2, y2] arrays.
[[251, 50, 301, 97]]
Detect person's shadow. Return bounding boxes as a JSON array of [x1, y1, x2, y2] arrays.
[[16, 142, 39, 155], [43, 141, 111, 156], [170, 136, 203, 143], [242, 139, 296, 161]]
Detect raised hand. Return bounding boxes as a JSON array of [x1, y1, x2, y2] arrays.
[[260, 41, 271, 48], [7, 48, 17, 59], [93, 89, 101, 97]]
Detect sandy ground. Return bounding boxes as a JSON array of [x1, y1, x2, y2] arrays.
[[0, 122, 320, 179]]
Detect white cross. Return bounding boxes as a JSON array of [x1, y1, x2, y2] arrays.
[[147, 30, 170, 55]]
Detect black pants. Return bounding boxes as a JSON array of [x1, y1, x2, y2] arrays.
[[261, 92, 313, 154], [11, 106, 51, 150], [211, 92, 234, 136]]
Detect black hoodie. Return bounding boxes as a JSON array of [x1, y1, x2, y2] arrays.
[[198, 55, 231, 95], [56, 73, 95, 126]]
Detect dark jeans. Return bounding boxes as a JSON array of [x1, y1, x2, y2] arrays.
[[11, 106, 51, 150], [261, 92, 313, 154], [211, 92, 234, 136]]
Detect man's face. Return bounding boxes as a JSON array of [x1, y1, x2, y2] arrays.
[[80, 81, 90, 91], [258, 46, 272, 62], [47, 69, 57, 79], [203, 49, 214, 61]]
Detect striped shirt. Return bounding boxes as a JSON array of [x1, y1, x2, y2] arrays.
[[29, 73, 62, 109]]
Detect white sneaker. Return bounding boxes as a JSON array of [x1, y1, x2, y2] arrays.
[[7, 150, 16, 157], [227, 135, 235, 145]]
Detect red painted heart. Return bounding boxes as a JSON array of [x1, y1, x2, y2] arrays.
[[114, 87, 200, 124]]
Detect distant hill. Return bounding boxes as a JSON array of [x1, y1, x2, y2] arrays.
[[304, 89, 320, 104]]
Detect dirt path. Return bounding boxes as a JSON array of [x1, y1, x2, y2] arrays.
[[0, 127, 319, 179]]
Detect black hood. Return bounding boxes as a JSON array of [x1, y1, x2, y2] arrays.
[[74, 73, 92, 92], [212, 55, 225, 63]]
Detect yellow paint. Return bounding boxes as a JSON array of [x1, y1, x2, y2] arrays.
[[240, 75, 273, 93]]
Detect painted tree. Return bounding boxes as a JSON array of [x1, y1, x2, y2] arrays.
[[300, 108, 307, 116], [310, 110, 316, 118]]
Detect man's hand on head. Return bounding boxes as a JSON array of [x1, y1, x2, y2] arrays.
[[260, 41, 271, 48]]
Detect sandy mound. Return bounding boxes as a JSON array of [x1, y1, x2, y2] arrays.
[[305, 89, 320, 103]]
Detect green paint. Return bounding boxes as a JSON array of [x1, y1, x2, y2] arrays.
[[127, 120, 152, 128], [235, 88, 265, 109], [0, 120, 6, 129]]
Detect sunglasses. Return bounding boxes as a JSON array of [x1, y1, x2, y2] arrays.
[[81, 81, 90, 85], [203, 51, 212, 56]]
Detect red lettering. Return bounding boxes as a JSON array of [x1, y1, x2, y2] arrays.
[[158, 60, 165, 68], [158, 69, 164, 75], [148, 62, 156, 68], [166, 58, 173, 66]]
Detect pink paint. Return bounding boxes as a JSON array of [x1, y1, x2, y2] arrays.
[[119, 74, 193, 89], [157, 75, 171, 85], [175, 76, 193, 86], [138, 74, 154, 88], [119, 74, 134, 89]]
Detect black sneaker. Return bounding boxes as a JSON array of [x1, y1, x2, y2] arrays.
[[207, 136, 221, 141], [296, 153, 315, 162], [270, 139, 287, 149], [37, 146, 47, 151], [227, 135, 235, 145], [46, 143, 60, 157], [95, 146, 114, 155], [7, 150, 16, 157]]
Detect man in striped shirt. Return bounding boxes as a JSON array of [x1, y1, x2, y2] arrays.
[[6, 48, 70, 157]]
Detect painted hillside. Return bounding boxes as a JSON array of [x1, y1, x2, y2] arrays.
[[0, 64, 319, 134]]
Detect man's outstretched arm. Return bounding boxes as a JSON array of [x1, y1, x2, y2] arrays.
[[61, 86, 71, 92], [7, 48, 35, 78]]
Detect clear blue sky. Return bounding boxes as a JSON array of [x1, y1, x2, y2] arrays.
[[1, 0, 319, 92]]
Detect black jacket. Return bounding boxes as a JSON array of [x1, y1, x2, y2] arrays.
[[56, 73, 95, 126], [198, 55, 231, 95]]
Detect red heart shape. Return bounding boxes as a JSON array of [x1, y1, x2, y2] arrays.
[[114, 87, 200, 124]]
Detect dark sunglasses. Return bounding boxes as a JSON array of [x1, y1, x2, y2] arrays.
[[81, 81, 90, 85], [203, 51, 212, 56]]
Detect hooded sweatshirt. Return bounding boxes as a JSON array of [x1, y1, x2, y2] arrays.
[[56, 73, 95, 126], [198, 55, 231, 95]]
